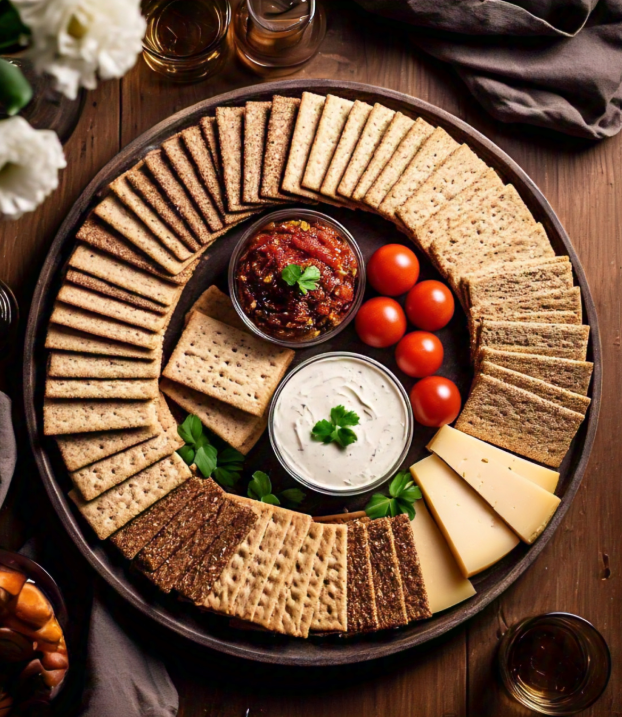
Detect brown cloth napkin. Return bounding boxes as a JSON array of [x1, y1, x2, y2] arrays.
[[354, 0, 622, 139]]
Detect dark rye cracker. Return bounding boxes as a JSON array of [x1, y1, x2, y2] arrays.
[[477, 348, 594, 395], [110, 477, 204, 560], [243, 101, 279, 204], [390, 514, 432, 621], [478, 320, 590, 360], [455, 373, 585, 468], [346, 521, 378, 633], [260, 96, 301, 200], [367, 518, 408, 630]]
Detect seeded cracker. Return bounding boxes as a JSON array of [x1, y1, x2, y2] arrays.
[[243, 101, 278, 204], [201, 117, 222, 177], [346, 521, 378, 633], [261, 96, 301, 200], [390, 514, 431, 621], [310, 523, 347, 632], [367, 518, 408, 629]]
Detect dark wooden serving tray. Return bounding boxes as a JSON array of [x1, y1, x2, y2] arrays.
[[23, 80, 602, 666]]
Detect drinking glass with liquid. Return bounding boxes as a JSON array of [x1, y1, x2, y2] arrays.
[[497, 613, 611, 715]]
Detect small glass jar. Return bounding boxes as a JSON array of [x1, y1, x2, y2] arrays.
[[229, 208, 366, 349]]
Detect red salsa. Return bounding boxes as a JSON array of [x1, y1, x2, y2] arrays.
[[236, 218, 359, 341]]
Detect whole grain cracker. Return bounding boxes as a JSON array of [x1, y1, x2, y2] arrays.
[[345, 521, 378, 633], [390, 514, 431, 621], [471, 285, 579, 318], [184, 285, 246, 330], [201, 117, 222, 177], [478, 320, 590, 360], [367, 517, 408, 629], [44, 397, 157, 436], [243, 101, 278, 204], [45, 325, 159, 360], [310, 523, 347, 633], [261, 95, 302, 200], [48, 353, 159, 379], [45, 378, 159, 400]]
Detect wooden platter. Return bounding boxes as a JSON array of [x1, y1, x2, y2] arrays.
[[23, 80, 602, 666]]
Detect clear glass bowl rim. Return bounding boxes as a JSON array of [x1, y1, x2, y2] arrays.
[[228, 208, 366, 349], [268, 351, 414, 497]]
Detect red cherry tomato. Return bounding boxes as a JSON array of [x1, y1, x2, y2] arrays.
[[395, 331, 444, 378], [405, 280, 455, 331], [409, 376, 461, 427], [367, 244, 420, 296], [355, 297, 407, 348]]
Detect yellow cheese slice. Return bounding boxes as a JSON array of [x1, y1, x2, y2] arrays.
[[429, 439, 561, 544], [410, 455, 519, 578], [427, 425, 559, 493], [410, 501, 476, 613]]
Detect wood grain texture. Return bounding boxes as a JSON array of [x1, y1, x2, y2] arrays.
[[1, 1, 619, 715]]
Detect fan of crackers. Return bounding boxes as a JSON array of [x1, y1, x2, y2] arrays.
[[40, 92, 593, 637]]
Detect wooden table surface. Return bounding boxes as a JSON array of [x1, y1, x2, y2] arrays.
[[0, 3, 619, 715]]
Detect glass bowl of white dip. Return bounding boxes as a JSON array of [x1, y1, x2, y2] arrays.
[[269, 352, 414, 496]]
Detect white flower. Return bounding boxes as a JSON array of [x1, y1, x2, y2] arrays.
[[0, 117, 66, 220], [13, 0, 146, 100]]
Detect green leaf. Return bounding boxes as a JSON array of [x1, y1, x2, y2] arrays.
[[281, 264, 302, 287], [297, 265, 321, 294], [194, 444, 218, 478], [389, 470, 413, 499], [311, 419, 334, 444], [178, 414, 201, 445], [365, 493, 392, 520], [248, 470, 272, 500], [177, 444, 195, 466], [0, 1, 30, 51], [261, 493, 280, 505], [396, 498, 416, 521], [280, 488, 306, 505], [218, 446, 245, 470], [213, 467, 239, 488], [334, 426, 358, 448], [0, 58, 31, 115], [330, 405, 360, 428]]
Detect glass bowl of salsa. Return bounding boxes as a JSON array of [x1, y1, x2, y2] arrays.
[[229, 209, 365, 348]]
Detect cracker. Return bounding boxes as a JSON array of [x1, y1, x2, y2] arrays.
[[471, 285, 580, 318], [162, 134, 224, 232], [310, 524, 347, 632], [124, 166, 200, 251], [201, 116, 222, 177], [352, 111, 414, 202], [45, 378, 159, 400], [50, 303, 162, 350], [346, 521, 377, 633], [45, 325, 159, 360], [302, 94, 354, 192], [390, 514, 431, 621], [110, 175, 193, 260], [261, 96, 302, 200], [243, 101, 276, 204], [478, 320, 590, 360], [216, 106, 260, 212], [397, 144, 488, 240], [363, 117, 435, 209], [477, 348, 594, 395], [109, 477, 204, 560], [338, 103, 396, 199], [367, 518, 408, 629], [70, 455, 190, 539], [185, 285, 246, 331], [321, 100, 373, 199], [163, 313, 294, 417], [43, 397, 157, 436], [455, 373, 586, 467], [48, 353, 159, 379]]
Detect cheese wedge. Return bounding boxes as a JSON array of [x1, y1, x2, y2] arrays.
[[410, 455, 519, 578], [429, 440, 561, 544], [410, 501, 475, 613], [427, 426, 559, 493]]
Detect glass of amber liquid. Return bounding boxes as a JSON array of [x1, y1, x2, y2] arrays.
[[497, 613, 611, 715], [142, 0, 231, 82]]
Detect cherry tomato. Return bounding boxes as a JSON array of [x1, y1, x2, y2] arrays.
[[367, 244, 420, 296], [409, 376, 461, 427], [405, 280, 455, 331], [396, 331, 444, 378], [355, 297, 407, 348]]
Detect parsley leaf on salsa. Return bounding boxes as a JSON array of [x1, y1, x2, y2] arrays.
[[311, 404, 360, 448], [281, 264, 321, 295]]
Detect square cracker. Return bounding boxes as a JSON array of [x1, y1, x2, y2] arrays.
[[261, 96, 301, 201], [43, 398, 158, 435], [184, 285, 246, 331], [243, 101, 278, 204], [321, 100, 372, 199], [45, 325, 158, 360], [477, 320, 590, 360], [45, 378, 159, 400], [163, 312, 294, 417], [48, 353, 159, 379], [455, 373, 586, 468], [310, 523, 347, 632], [70, 453, 191, 540], [302, 94, 354, 192]]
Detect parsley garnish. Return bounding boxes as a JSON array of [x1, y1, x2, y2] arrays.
[[311, 405, 360, 448], [247, 471, 306, 507], [177, 414, 244, 488], [364, 470, 422, 521], [281, 264, 321, 294]]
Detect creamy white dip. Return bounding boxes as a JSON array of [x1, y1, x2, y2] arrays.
[[271, 354, 410, 493]]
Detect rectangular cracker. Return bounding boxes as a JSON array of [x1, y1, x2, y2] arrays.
[[163, 312, 294, 417], [321, 100, 373, 199], [70, 453, 191, 539], [477, 348, 594, 395], [43, 397, 157, 435], [45, 378, 159, 400], [379, 127, 460, 220], [352, 111, 414, 202], [471, 286, 579, 319], [50, 303, 162, 350], [261, 96, 302, 200], [364, 117, 435, 210], [310, 524, 347, 633], [48, 353, 159, 379], [243, 101, 275, 204], [216, 106, 260, 212], [390, 514, 432, 621], [346, 521, 378, 633], [397, 144, 488, 239], [367, 517, 408, 629], [109, 477, 204, 560], [185, 285, 246, 331], [110, 175, 193, 260], [201, 116, 222, 177], [338, 103, 396, 198], [45, 325, 159, 360], [478, 320, 590, 360], [455, 373, 586, 468], [302, 94, 354, 191]]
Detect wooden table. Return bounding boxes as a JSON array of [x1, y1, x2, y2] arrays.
[[0, 3, 619, 715]]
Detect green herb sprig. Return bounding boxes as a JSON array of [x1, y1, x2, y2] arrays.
[[247, 471, 306, 507], [281, 264, 321, 295], [364, 470, 422, 521], [311, 405, 360, 448]]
